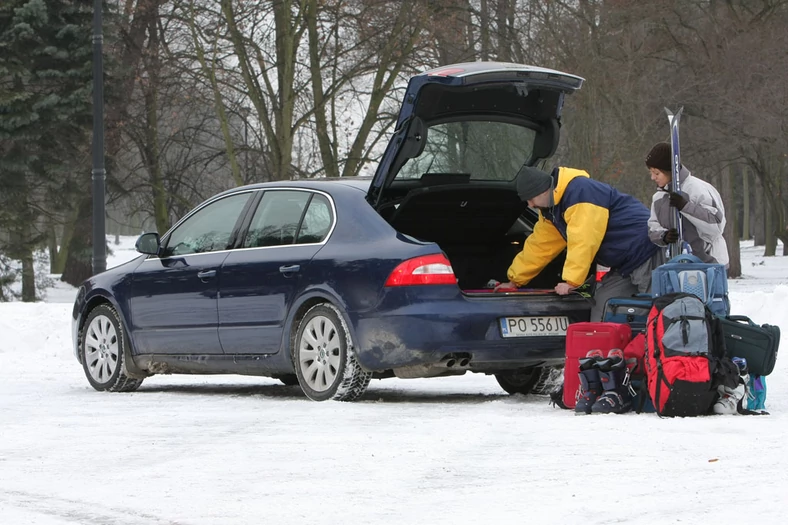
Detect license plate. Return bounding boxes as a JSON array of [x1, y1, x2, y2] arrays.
[[499, 316, 569, 338]]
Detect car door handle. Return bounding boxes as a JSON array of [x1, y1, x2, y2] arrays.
[[279, 264, 300, 276], [197, 269, 217, 280]]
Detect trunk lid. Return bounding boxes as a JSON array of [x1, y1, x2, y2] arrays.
[[367, 62, 584, 204]]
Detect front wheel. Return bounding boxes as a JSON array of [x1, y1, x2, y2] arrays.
[[80, 304, 144, 392], [293, 304, 371, 401], [494, 367, 542, 395]]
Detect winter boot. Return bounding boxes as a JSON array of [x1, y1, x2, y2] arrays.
[[575, 350, 604, 415], [747, 375, 768, 413], [714, 357, 749, 415], [591, 350, 632, 414]]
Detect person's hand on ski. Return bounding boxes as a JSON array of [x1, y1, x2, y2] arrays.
[[554, 282, 577, 295], [667, 190, 688, 210], [662, 228, 679, 244], [494, 281, 517, 292]]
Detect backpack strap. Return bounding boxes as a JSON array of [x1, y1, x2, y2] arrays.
[[705, 268, 716, 304], [668, 272, 682, 297], [634, 379, 649, 414]]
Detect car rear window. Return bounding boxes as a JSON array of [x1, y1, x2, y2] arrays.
[[395, 120, 536, 181]]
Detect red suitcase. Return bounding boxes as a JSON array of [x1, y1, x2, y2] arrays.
[[562, 322, 632, 409]]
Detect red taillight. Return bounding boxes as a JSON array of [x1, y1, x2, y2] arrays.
[[385, 254, 457, 286]]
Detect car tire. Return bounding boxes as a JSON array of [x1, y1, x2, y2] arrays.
[[293, 303, 371, 402], [495, 367, 543, 395], [530, 366, 564, 396], [80, 304, 144, 392]]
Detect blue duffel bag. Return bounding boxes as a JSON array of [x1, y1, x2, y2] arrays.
[[651, 254, 730, 317], [602, 294, 652, 334]]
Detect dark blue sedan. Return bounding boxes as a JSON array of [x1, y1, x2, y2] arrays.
[[72, 62, 591, 401]]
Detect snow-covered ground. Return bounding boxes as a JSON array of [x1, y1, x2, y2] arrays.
[[1, 238, 786, 524]]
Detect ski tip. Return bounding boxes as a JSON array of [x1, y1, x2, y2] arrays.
[[664, 106, 685, 118]]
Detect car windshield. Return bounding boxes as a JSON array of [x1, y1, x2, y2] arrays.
[[396, 120, 536, 181]]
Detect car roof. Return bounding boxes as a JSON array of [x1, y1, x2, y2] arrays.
[[213, 177, 373, 199]]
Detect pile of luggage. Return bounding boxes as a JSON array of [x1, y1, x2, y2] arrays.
[[555, 253, 780, 417]]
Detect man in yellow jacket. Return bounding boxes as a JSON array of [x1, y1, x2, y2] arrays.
[[496, 166, 662, 321]]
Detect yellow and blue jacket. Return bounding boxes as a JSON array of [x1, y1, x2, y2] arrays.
[[507, 167, 657, 287]]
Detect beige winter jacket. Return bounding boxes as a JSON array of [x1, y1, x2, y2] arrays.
[[648, 166, 729, 265]]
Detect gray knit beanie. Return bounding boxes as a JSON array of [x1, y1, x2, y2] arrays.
[[516, 166, 553, 201]]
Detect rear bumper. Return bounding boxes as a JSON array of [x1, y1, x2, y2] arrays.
[[350, 288, 590, 371]]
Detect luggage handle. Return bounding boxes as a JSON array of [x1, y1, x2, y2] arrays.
[[668, 254, 703, 264], [728, 315, 757, 326]]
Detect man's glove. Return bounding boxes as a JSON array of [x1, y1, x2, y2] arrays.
[[662, 228, 679, 244], [668, 191, 688, 210]]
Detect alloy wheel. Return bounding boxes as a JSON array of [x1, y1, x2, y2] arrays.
[[84, 314, 120, 384], [298, 315, 342, 392]]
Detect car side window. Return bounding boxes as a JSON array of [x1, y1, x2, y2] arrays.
[[163, 193, 251, 257], [296, 194, 333, 244], [243, 191, 310, 248]]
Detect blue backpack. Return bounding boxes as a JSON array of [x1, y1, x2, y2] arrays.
[[651, 254, 730, 317]]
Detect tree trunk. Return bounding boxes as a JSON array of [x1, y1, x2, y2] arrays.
[[221, 0, 298, 181], [742, 167, 750, 239], [48, 222, 60, 275], [305, 0, 336, 178], [21, 248, 35, 302], [479, 0, 491, 60], [341, 9, 423, 178], [764, 182, 776, 256], [61, 195, 94, 286], [143, 16, 170, 234], [189, 4, 243, 186], [52, 205, 80, 275], [762, 154, 788, 255], [723, 164, 741, 277], [753, 175, 765, 246]]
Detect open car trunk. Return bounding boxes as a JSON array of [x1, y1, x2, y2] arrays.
[[366, 62, 588, 292], [380, 181, 576, 293]]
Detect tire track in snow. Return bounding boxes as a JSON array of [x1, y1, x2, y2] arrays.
[[0, 489, 190, 525]]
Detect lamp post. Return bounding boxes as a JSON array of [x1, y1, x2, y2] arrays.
[[91, 0, 106, 274]]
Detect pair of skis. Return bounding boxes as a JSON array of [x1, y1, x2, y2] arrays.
[[665, 106, 685, 259]]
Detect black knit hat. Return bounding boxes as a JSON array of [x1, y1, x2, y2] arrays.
[[645, 142, 672, 172], [516, 166, 553, 201]]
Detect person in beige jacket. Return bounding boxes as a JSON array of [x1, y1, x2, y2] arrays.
[[644, 142, 729, 266]]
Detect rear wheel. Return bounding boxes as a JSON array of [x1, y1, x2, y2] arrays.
[[530, 366, 564, 396], [80, 304, 144, 392], [495, 367, 542, 395], [293, 304, 371, 401]]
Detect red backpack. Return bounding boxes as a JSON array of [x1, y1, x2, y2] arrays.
[[644, 293, 729, 417]]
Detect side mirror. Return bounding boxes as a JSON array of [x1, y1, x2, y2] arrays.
[[135, 232, 161, 255]]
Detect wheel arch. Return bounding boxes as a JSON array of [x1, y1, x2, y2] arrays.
[[282, 288, 357, 364], [77, 292, 148, 379]]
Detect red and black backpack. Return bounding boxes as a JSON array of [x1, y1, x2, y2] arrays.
[[644, 292, 733, 417]]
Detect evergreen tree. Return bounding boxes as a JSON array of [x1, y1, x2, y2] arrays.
[[0, 0, 93, 299]]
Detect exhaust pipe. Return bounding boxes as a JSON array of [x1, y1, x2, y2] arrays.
[[437, 358, 456, 368], [437, 356, 470, 368]]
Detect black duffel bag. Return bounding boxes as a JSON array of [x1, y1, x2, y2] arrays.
[[718, 315, 780, 376]]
